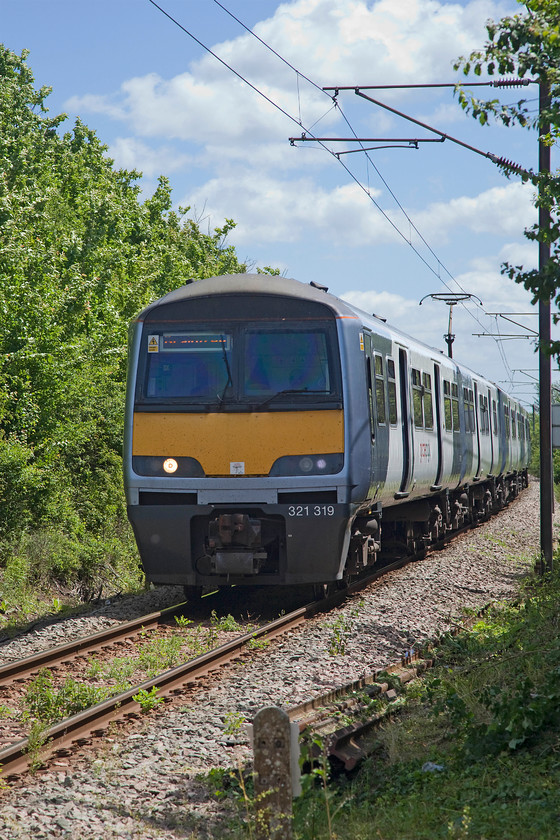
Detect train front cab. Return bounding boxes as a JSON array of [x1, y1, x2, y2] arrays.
[[124, 281, 363, 589]]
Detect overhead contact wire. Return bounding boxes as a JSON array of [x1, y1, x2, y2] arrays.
[[209, 0, 496, 334], [149, 0, 516, 381]]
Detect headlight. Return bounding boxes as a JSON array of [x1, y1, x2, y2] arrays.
[[132, 456, 205, 477], [269, 453, 343, 476]]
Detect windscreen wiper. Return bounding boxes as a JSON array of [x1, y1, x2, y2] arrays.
[[256, 388, 329, 410]]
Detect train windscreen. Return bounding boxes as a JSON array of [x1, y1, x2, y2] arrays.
[[144, 332, 233, 400], [244, 329, 331, 397], [139, 323, 340, 408]]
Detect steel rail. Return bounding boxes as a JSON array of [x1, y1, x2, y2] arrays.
[[0, 601, 317, 780], [0, 603, 187, 686], [0, 554, 432, 781]]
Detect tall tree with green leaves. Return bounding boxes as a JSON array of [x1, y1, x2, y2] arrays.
[[0, 45, 247, 601], [454, 0, 560, 343]]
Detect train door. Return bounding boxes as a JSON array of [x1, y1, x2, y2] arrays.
[[432, 362, 443, 490], [397, 347, 413, 497], [473, 382, 482, 478], [488, 388, 495, 475], [362, 331, 376, 495]]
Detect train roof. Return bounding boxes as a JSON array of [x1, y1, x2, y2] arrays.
[[137, 273, 358, 319]]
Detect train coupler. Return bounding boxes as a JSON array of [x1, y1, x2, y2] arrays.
[[207, 513, 267, 575]]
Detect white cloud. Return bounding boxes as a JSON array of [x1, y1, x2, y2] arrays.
[[65, 0, 515, 154], [183, 169, 534, 251], [341, 288, 419, 322], [411, 181, 535, 242], [498, 241, 538, 271], [108, 137, 191, 177], [183, 172, 390, 245], [341, 275, 538, 391]]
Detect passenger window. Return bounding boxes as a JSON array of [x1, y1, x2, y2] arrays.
[[364, 334, 375, 442], [479, 394, 488, 434], [492, 400, 498, 434], [451, 384, 460, 432], [374, 354, 386, 425], [469, 389, 475, 434], [412, 369, 423, 427], [423, 372, 433, 429], [387, 358, 397, 425], [463, 388, 470, 433], [444, 381, 452, 431]]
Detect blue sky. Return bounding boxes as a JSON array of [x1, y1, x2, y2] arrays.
[[3, 0, 556, 404]]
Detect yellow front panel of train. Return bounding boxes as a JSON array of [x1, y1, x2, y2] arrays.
[[132, 410, 344, 475]]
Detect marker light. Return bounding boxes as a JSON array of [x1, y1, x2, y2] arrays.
[[268, 453, 343, 476], [163, 458, 179, 474]]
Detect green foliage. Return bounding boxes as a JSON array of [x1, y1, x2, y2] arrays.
[[137, 634, 185, 676], [0, 45, 247, 612], [132, 686, 163, 714], [247, 634, 270, 650], [222, 710, 246, 737], [23, 668, 108, 724], [289, 567, 560, 839], [174, 614, 193, 629], [327, 613, 354, 655], [453, 1, 560, 341], [210, 610, 244, 633]]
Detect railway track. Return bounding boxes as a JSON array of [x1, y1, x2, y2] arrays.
[[0, 501, 521, 784], [0, 554, 415, 782]]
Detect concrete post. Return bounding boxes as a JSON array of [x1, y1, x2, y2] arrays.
[[253, 706, 294, 840]]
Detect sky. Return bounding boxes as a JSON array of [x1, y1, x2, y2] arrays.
[[2, 0, 557, 406]]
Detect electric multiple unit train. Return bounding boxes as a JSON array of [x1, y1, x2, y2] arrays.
[[123, 273, 530, 594]]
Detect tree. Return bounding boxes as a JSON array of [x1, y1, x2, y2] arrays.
[[454, 0, 560, 351], [0, 46, 248, 600]]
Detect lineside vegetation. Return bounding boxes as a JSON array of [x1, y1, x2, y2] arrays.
[[0, 45, 248, 627]]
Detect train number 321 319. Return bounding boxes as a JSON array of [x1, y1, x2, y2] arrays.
[[287, 505, 336, 517]]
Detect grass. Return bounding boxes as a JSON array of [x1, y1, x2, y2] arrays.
[[287, 565, 560, 840], [200, 562, 560, 839], [0, 527, 145, 636]]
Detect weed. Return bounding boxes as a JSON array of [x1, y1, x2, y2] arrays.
[[247, 634, 270, 651], [25, 719, 51, 773], [133, 686, 163, 714], [211, 610, 243, 633], [223, 711, 246, 737], [137, 634, 184, 676], [104, 656, 137, 685], [23, 668, 108, 724], [85, 657, 104, 679], [327, 614, 353, 656], [174, 614, 193, 629]]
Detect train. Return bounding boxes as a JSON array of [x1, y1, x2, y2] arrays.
[[123, 273, 530, 596]]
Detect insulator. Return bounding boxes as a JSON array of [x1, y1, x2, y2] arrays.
[[493, 156, 525, 174], [491, 77, 531, 88]]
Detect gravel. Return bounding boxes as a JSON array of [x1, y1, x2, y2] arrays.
[[0, 479, 553, 839]]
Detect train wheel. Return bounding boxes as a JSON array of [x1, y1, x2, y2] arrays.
[[313, 583, 332, 600], [184, 585, 203, 601]]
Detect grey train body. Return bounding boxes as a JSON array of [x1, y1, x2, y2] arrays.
[[123, 274, 530, 590]]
